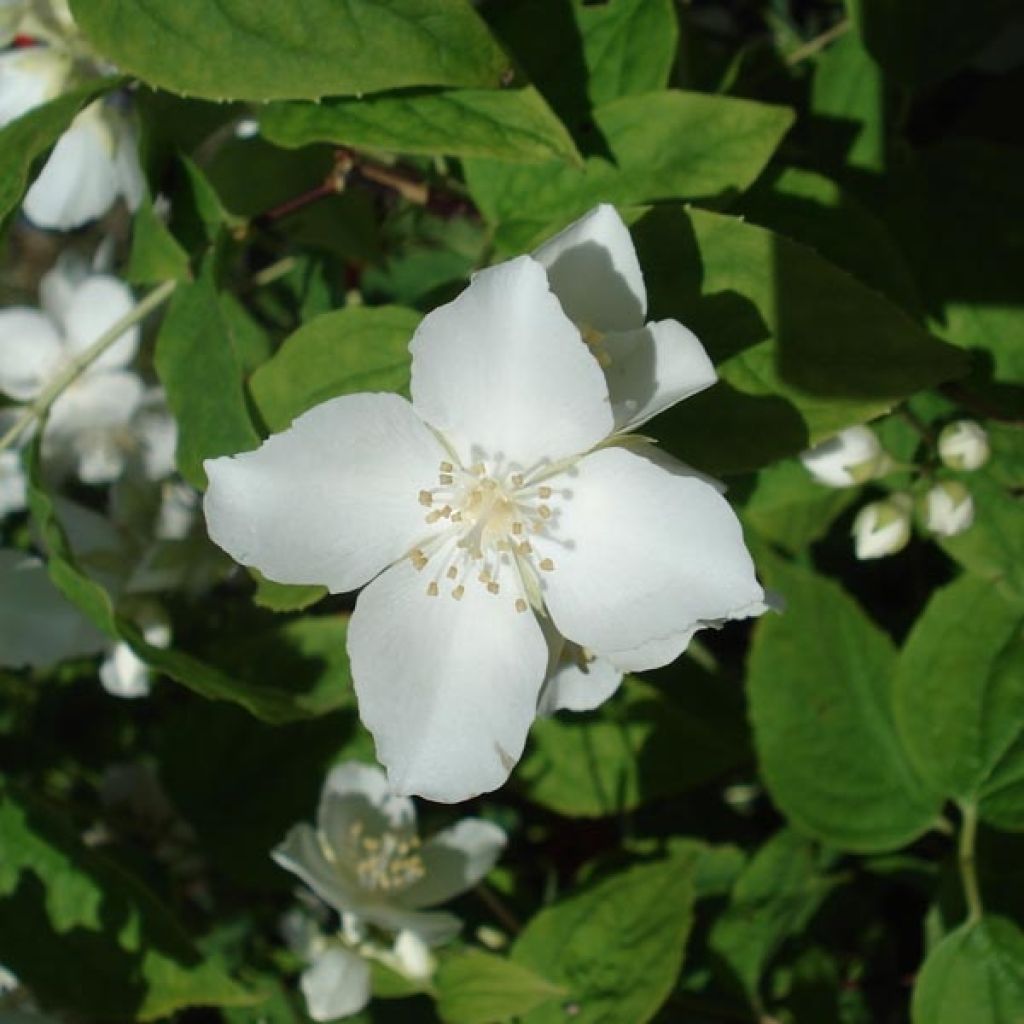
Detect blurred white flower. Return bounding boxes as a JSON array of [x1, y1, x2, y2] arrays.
[[852, 493, 913, 560], [99, 600, 170, 698], [205, 205, 766, 802], [274, 762, 506, 944], [938, 419, 990, 471], [299, 945, 371, 1022], [800, 425, 888, 487], [923, 480, 974, 538], [0, 410, 26, 517]]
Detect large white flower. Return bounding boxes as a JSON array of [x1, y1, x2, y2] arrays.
[[274, 762, 506, 944], [0, 262, 173, 486], [205, 205, 767, 802]]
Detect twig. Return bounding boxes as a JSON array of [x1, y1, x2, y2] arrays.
[[785, 19, 850, 65], [475, 882, 522, 935], [958, 801, 983, 925]]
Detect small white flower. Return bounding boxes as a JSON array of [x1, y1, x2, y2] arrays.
[[923, 480, 974, 538], [99, 600, 171, 699], [273, 763, 506, 945], [800, 425, 887, 488], [0, 261, 152, 486], [205, 205, 766, 802], [852, 494, 913, 560], [938, 420, 990, 471]]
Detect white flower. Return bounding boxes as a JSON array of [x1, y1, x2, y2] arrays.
[[852, 494, 913, 560], [923, 480, 974, 538], [0, 410, 27, 517], [273, 762, 506, 944], [205, 205, 766, 801], [300, 945, 371, 1022], [800, 425, 887, 487], [938, 419, 990, 471], [99, 600, 170, 698], [0, 262, 167, 486]]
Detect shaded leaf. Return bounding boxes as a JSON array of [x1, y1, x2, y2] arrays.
[[436, 949, 564, 1024]]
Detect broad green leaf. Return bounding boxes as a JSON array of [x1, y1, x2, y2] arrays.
[[0, 786, 257, 1020], [464, 90, 794, 252], [939, 473, 1024, 609], [845, 0, 1020, 89], [0, 78, 120, 225], [513, 853, 699, 1023], [261, 87, 580, 166], [435, 949, 564, 1023], [911, 917, 1024, 1024], [249, 305, 421, 433], [709, 829, 839, 1008], [155, 261, 261, 488], [747, 555, 940, 851], [251, 570, 327, 613], [485, 0, 678, 121], [894, 574, 1024, 831], [517, 669, 749, 818], [737, 457, 858, 554], [633, 205, 967, 474], [68, 0, 510, 101], [126, 195, 192, 285]]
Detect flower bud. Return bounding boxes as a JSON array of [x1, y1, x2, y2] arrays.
[[800, 425, 888, 488], [852, 493, 912, 560], [938, 420, 989, 471], [923, 481, 974, 538]]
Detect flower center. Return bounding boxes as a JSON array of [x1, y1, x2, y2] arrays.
[[345, 820, 425, 894], [409, 458, 562, 612]]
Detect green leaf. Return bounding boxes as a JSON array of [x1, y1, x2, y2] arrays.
[[463, 90, 794, 252], [155, 260, 261, 487], [0, 785, 257, 1020], [261, 86, 580, 165], [633, 205, 967, 474], [894, 574, 1024, 831], [517, 669, 749, 818], [0, 77, 121, 225], [737, 457, 858, 554], [436, 949, 564, 1024], [845, 0, 1021, 89], [911, 917, 1024, 1024], [251, 570, 327, 613], [126, 195, 192, 286], [747, 555, 940, 852], [249, 305, 421, 433], [68, 0, 510, 101], [512, 853, 698, 1023], [709, 829, 839, 1008]]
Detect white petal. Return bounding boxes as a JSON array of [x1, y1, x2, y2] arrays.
[[536, 447, 765, 667], [0, 450, 27, 518], [0, 47, 70, 127], [61, 274, 139, 370], [23, 102, 121, 230], [537, 646, 623, 715], [348, 557, 549, 803], [395, 819, 506, 910], [410, 255, 613, 468], [203, 393, 447, 594], [0, 308, 63, 400], [602, 320, 717, 431], [131, 390, 178, 479], [800, 425, 882, 488], [391, 931, 435, 980], [317, 762, 416, 856], [99, 642, 151, 698], [48, 369, 143, 435], [300, 947, 371, 1022], [39, 252, 90, 326], [113, 113, 145, 211], [532, 204, 647, 331], [0, 550, 106, 668]]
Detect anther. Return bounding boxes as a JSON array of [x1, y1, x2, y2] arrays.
[[487, 581, 500, 595], [427, 582, 439, 597], [418, 490, 433, 506], [470, 462, 485, 476], [538, 486, 552, 499], [512, 521, 524, 535], [511, 473, 524, 488], [519, 541, 533, 555], [426, 509, 444, 523], [452, 585, 465, 600], [515, 598, 528, 613], [538, 505, 551, 519], [539, 558, 555, 571], [439, 473, 453, 485], [440, 461, 453, 473], [411, 549, 428, 570], [446, 566, 458, 580]]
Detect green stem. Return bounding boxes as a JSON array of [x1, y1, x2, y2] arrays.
[[958, 801, 983, 925], [0, 278, 178, 454], [785, 18, 850, 65]]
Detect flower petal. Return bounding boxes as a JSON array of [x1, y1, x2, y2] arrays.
[[99, 642, 152, 699], [204, 393, 448, 594], [318, 762, 416, 856], [0, 48, 70, 127], [0, 450, 27, 518], [348, 557, 549, 803], [61, 274, 140, 371], [602, 319, 716, 431], [0, 308, 63, 401], [532, 204, 647, 331], [300, 947, 371, 1022], [537, 646, 624, 715], [536, 447, 765, 668], [395, 819, 506, 910], [410, 255, 613, 467]]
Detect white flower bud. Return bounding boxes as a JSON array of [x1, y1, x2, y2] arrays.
[[800, 425, 887, 488], [938, 420, 990, 471], [852, 494, 912, 560], [923, 481, 974, 538]]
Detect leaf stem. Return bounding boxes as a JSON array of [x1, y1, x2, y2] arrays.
[[475, 882, 522, 935], [958, 801, 983, 925], [0, 278, 179, 455], [785, 18, 850, 65]]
